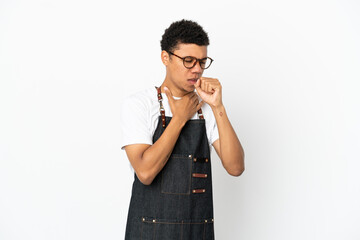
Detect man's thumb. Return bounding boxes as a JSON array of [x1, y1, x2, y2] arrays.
[[164, 86, 173, 102], [194, 79, 205, 96]]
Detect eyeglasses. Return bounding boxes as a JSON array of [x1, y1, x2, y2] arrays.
[[168, 51, 214, 69]]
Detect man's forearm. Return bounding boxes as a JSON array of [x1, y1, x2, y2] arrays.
[[139, 117, 186, 184], [212, 104, 245, 176]]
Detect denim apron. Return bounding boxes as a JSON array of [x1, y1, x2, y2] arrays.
[[125, 87, 215, 240]]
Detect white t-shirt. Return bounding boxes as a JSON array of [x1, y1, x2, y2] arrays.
[[120, 86, 219, 170]]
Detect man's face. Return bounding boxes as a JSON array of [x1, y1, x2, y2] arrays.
[[165, 43, 208, 93]]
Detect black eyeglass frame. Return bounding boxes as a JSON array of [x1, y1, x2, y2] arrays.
[[168, 51, 214, 69]]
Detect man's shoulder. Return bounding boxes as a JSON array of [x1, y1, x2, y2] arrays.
[[122, 86, 157, 106], [123, 86, 156, 99]]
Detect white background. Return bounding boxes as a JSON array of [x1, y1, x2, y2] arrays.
[[1, 0, 359, 239]]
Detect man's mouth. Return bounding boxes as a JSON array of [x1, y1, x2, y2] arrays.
[[187, 78, 198, 85]]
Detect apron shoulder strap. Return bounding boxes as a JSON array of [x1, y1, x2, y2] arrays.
[[155, 86, 166, 128]]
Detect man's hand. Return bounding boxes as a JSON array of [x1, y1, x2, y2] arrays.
[[194, 77, 223, 108], [164, 86, 204, 125]]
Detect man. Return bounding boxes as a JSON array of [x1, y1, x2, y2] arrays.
[[121, 19, 244, 239]]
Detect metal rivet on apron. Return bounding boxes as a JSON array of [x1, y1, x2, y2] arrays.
[[152, 219, 156, 223], [205, 219, 208, 223], [189, 154, 192, 159], [212, 219, 214, 222], [142, 217, 145, 221], [205, 158, 209, 162], [193, 157, 197, 162]]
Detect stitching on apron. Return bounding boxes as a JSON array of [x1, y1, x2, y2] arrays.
[[142, 217, 213, 224]]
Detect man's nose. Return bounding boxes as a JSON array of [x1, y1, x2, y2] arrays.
[[191, 60, 203, 73]]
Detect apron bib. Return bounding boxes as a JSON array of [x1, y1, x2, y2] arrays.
[[125, 87, 215, 240]]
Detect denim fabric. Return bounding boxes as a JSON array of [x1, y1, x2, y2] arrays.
[[125, 116, 215, 240]]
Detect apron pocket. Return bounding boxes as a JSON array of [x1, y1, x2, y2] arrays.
[[161, 154, 192, 195]]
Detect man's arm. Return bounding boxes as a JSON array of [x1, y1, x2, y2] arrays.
[[195, 78, 245, 176], [125, 117, 185, 185], [211, 105, 245, 176], [124, 87, 203, 185]]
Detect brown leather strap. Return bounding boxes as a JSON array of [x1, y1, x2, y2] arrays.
[[192, 173, 208, 178], [197, 108, 204, 119], [192, 189, 206, 194], [156, 86, 166, 128], [155, 86, 204, 128]]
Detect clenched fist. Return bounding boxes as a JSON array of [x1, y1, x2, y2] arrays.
[[194, 77, 223, 108]]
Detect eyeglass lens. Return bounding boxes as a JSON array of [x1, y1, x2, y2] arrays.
[[184, 56, 211, 69]]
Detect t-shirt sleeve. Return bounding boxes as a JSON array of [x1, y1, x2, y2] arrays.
[[210, 117, 219, 145], [120, 95, 152, 150]]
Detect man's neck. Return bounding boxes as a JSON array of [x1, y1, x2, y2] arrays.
[[160, 79, 192, 98]]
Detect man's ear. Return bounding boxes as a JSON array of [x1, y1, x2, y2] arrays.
[[161, 50, 170, 66]]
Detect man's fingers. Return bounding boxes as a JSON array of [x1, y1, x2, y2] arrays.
[[202, 80, 215, 93], [196, 100, 204, 111], [189, 92, 198, 101], [195, 79, 206, 96], [194, 78, 201, 88], [199, 77, 219, 93]]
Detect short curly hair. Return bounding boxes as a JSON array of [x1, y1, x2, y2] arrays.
[[160, 19, 209, 53]]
